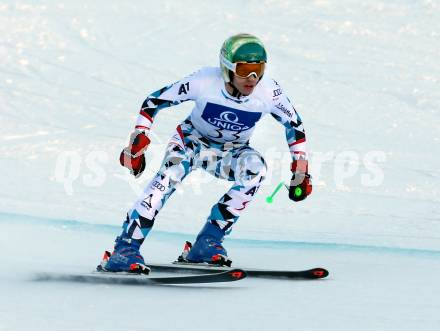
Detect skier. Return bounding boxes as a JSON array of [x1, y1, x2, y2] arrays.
[[100, 33, 312, 273]]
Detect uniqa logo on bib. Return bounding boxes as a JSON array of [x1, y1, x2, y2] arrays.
[[201, 102, 262, 132], [208, 111, 248, 131]]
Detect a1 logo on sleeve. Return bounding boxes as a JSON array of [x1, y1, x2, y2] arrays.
[[178, 82, 190, 95]]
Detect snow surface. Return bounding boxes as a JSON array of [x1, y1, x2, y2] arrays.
[[1, 1, 440, 330]]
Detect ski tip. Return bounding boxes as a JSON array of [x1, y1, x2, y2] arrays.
[[310, 268, 329, 279], [228, 269, 247, 281]]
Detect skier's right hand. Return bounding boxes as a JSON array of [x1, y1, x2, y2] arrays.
[[119, 130, 151, 178]]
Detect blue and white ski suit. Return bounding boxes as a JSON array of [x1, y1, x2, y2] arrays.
[[123, 67, 308, 242]]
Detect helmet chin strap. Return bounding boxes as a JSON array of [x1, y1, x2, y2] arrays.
[[226, 70, 242, 98], [227, 82, 242, 98]]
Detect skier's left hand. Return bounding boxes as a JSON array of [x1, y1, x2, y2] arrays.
[[289, 160, 312, 202]]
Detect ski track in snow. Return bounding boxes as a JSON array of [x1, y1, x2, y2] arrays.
[[1, 1, 440, 330]]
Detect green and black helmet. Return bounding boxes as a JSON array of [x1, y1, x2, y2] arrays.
[[220, 33, 267, 83]]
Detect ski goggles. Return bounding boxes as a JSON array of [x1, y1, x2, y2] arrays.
[[221, 56, 266, 78]]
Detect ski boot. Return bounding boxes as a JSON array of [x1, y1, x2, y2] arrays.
[[180, 222, 232, 267], [98, 236, 150, 274]]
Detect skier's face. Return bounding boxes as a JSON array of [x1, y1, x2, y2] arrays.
[[231, 74, 259, 96]]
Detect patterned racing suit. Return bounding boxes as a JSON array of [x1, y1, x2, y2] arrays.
[[122, 67, 308, 244]]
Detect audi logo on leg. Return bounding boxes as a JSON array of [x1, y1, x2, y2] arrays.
[[151, 181, 166, 191]]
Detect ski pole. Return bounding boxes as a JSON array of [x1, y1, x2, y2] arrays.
[[265, 181, 285, 204], [266, 182, 303, 203]]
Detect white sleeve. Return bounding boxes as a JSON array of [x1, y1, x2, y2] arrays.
[[267, 79, 308, 161], [134, 69, 207, 131]]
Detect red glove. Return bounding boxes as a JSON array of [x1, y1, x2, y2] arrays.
[[119, 131, 150, 177], [289, 160, 312, 202]]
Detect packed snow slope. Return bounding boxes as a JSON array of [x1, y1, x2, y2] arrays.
[[2, 214, 440, 331], [1, 1, 440, 331]]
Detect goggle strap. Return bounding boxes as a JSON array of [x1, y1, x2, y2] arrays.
[[220, 55, 236, 72]]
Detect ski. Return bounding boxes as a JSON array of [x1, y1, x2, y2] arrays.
[[34, 268, 247, 285], [147, 262, 329, 280]]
